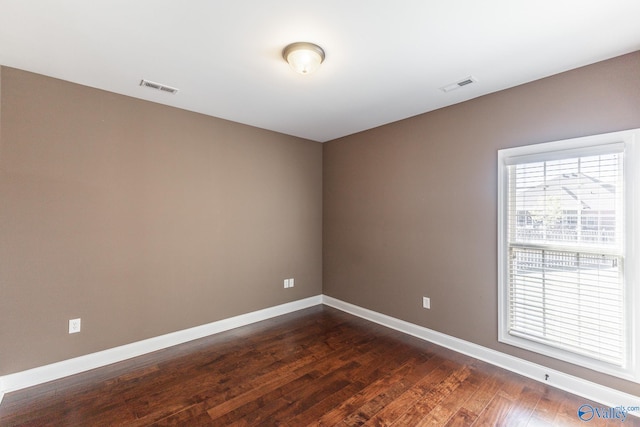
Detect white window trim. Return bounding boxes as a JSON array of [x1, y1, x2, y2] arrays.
[[497, 128, 640, 383]]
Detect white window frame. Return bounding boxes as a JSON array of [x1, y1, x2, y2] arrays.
[[498, 128, 640, 382]]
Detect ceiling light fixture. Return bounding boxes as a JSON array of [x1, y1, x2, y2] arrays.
[[282, 42, 325, 75]]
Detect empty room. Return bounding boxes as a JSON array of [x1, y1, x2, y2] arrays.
[[1, 1, 639, 425]]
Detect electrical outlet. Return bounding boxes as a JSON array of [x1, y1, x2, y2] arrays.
[[289, 278, 294, 287], [422, 297, 431, 309], [284, 279, 289, 288], [69, 318, 81, 334]]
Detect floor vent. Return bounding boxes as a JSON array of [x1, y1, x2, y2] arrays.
[[440, 76, 477, 93], [140, 79, 179, 94]]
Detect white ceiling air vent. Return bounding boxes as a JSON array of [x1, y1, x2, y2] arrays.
[[140, 79, 179, 94], [440, 76, 478, 93]]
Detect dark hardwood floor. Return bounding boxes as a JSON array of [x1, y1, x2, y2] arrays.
[[0, 306, 635, 426]]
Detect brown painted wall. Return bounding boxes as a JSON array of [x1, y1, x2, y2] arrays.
[[0, 67, 323, 374], [2, 52, 639, 397], [323, 52, 640, 395]]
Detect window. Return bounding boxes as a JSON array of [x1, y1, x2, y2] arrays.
[[498, 129, 640, 382]]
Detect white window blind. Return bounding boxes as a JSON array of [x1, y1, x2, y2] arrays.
[[498, 129, 640, 382], [506, 148, 625, 366]]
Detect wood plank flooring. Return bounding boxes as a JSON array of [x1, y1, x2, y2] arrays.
[[0, 306, 636, 426]]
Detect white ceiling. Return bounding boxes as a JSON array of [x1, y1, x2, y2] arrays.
[[1, 1, 639, 142]]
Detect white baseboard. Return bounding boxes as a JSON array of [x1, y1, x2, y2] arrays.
[[0, 295, 322, 402], [321, 295, 640, 415], [2, 294, 638, 417]]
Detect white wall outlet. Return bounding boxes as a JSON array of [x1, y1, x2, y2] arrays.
[[289, 278, 294, 287], [422, 297, 431, 309], [69, 318, 81, 334], [284, 279, 289, 288]]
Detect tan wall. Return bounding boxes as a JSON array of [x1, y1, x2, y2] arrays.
[[2, 51, 639, 396], [323, 52, 640, 395], [0, 67, 323, 374]]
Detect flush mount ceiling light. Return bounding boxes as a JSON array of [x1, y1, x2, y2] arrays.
[[282, 42, 325, 75]]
